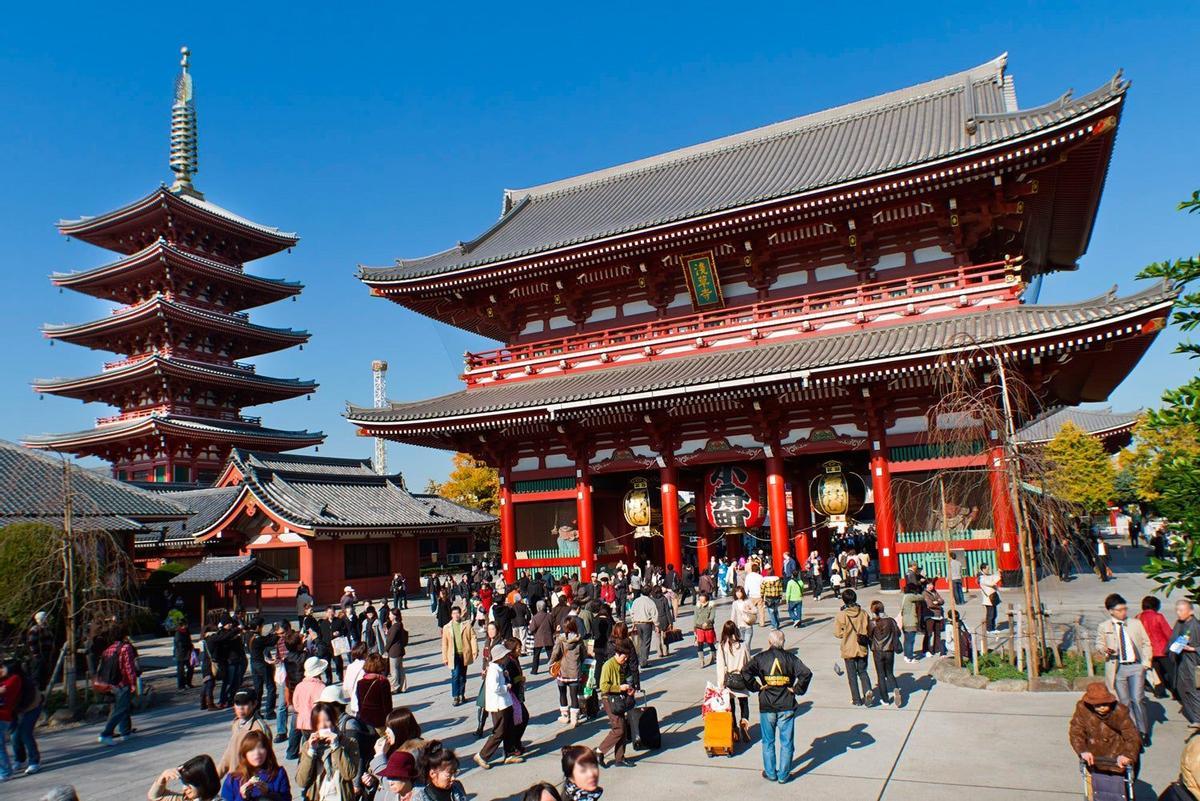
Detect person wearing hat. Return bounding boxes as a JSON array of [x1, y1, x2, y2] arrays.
[[373, 748, 418, 801], [474, 643, 521, 770], [216, 688, 272, 777], [286, 656, 327, 761], [1069, 682, 1140, 773]]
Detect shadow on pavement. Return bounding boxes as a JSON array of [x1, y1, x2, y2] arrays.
[[794, 722, 876, 775]]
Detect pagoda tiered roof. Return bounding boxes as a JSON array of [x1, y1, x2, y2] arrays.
[[42, 296, 310, 358], [59, 186, 298, 263], [348, 281, 1175, 445], [25, 413, 324, 454], [52, 239, 303, 310], [361, 54, 1128, 292], [33, 354, 317, 406]]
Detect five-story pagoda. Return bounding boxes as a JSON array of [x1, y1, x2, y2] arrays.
[[26, 48, 323, 484]]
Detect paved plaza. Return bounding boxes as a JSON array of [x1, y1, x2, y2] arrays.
[[14, 542, 1192, 801]]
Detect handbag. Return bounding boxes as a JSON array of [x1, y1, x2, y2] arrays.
[[723, 671, 750, 692], [607, 693, 634, 715], [987, 591, 1000, 606], [664, 628, 683, 645]]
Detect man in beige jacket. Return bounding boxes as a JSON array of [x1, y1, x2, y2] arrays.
[[1095, 593, 1153, 743], [441, 605, 478, 707], [833, 589, 872, 706]]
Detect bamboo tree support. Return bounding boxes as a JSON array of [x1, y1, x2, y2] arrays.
[[938, 476, 962, 666]]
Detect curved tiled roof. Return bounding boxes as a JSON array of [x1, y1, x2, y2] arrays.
[[347, 282, 1175, 427], [33, 355, 317, 398], [24, 414, 324, 450], [1016, 405, 1140, 444], [43, 296, 310, 343], [142, 485, 242, 546], [362, 55, 1128, 284]]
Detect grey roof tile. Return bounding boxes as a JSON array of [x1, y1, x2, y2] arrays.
[[170, 555, 282, 584], [1016, 405, 1140, 444], [362, 56, 1127, 283], [141, 486, 242, 546], [347, 282, 1174, 425]]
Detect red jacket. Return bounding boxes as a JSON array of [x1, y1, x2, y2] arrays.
[[1138, 609, 1174, 658], [355, 673, 392, 728], [0, 674, 22, 722]]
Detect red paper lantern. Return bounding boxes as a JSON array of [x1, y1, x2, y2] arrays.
[[704, 463, 766, 532]]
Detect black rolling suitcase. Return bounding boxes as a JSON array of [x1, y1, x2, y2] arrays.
[[627, 705, 661, 750]]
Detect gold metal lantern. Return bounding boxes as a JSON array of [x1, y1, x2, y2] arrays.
[[622, 476, 661, 538]]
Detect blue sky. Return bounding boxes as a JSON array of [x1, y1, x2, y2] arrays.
[[1, 2, 1196, 489]]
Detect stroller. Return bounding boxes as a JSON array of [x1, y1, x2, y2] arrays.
[[1078, 757, 1134, 801]]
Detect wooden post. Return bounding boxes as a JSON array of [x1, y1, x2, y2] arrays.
[[765, 454, 790, 577]]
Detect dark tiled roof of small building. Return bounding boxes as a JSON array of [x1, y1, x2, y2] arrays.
[[229, 449, 376, 477], [139, 486, 242, 546], [170, 555, 282, 584], [361, 55, 1128, 283], [0, 439, 190, 522], [348, 282, 1174, 426], [1016, 405, 1140, 444]]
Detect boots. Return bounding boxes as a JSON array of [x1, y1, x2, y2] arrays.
[[568, 708, 579, 728], [557, 706, 570, 724]]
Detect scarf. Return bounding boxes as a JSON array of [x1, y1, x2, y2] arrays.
[[565, 780, 603, 801]]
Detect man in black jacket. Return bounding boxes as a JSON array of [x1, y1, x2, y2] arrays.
[[743, 629, 813, 784]]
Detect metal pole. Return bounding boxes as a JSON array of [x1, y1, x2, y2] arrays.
[[938, 476, 962, 666], [61, 458, 78, 712], [994, 356, 1041, 682]]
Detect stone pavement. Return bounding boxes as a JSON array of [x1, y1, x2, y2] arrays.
[[12, 539, 1192, 801]]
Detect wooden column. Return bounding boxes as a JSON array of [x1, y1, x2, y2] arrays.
[[660, 464, 682, 573], [500, 467, 517, 584], [766, 453, 790, 577], [791, 466, 811, 568], [867, 404, 900, 590], [575, 460, 595, 582], [988, 442, 1022, 586]]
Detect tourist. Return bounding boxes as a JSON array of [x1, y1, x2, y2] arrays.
[[440, 605, 477, 707], [834, 589, 872, 706], [1068, 682, 1139, 773], [391, 573, 408, 611], [561, 745, 603, 800], [868, 601, 902, 707], [715, 620, 751, 743], [174, 621, 195, 690], [434, 591, 452, 628], [523, 784, 563, 801], [6, 659, 42, 775], [1171, 600, 1200, 726], [198, 627, 218, 710], [806, 552, 824, 600], [474, 643, 521, 769], [628, 589, 658, 666], [948, 551, 966, 605], [366, 708, 424, 801], [1096, 537, 1111, 582], [693, 592, 717, 666], [610, 624, 642, 691], [287, 656, 327, 761], [1137, 595, 1174, 699], [219, 729, 289, 801], [0, 658, 21, 781], [744, 559, 765, 624], [278, 630, 305, 745], [39, 786, 80, 801], [342, 643, 369, 717], [214, 618, 247, 709], [413, 741, 466, 801], [356, 653, 394, 735], [744, 628, 813, 784], [360, 607, 386, 655], [761, 574, 783, 629], [529, 600, 554, 675], [921, 578, 946, 657], [978, 565, 1001, 634], [372, 749, 418, 801], [148, 756, 221, 801], [1096, 593, 1152, 744], [217, 689, 272, 777], [1158, 731, 1200, 801], [549, 618, 585, 727], [474, 621, 503, 737], [512, 591, 531, 646], [784, 572, 805, 629], [596, 641, 634, 768], [97, 623, 140, 746], [651, 587, 674, 657], [297, 701, 362, 801], [730, 586, 757, 653], [385, 608, 409, 694]]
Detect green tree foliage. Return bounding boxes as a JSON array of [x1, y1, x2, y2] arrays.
[[0, 521, 62, 628], [1139, 191, 1200, 600], [1043, 421, 1116, 514], [427, 452, 499, 514]]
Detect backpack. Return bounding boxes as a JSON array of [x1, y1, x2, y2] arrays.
[[93, 644, 124, 693]]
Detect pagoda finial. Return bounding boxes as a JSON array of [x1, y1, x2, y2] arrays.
[[169, 46, 201, 197]]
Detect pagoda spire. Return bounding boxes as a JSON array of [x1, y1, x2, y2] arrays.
[[169, 46, 201, 196]]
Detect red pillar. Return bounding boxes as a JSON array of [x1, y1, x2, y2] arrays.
[[694, 487, 712, 573], [766, 454, 790, 577], [868, 413, 900, 590], [989, 443, 1022, 586], [576, 463, 595, 582], [660, 465, 682, 573], [791, 468, 811, 568], [500, 469, 517, 584]]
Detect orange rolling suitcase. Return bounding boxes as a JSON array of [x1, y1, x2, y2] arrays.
[[703, 710, 734, 757]]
